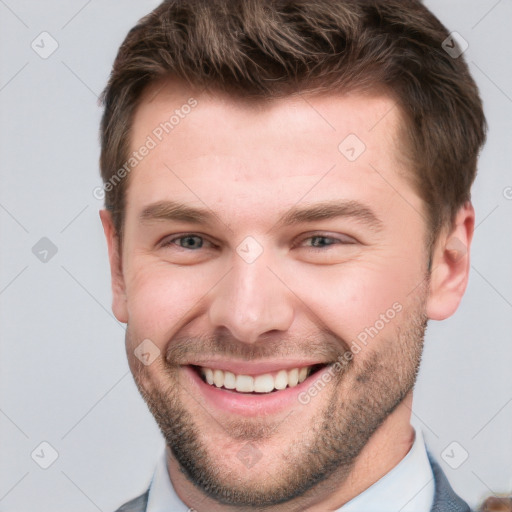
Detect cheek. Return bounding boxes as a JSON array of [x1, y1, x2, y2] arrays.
[[283, 258, 421, 345], [123, 260, 219, 341]]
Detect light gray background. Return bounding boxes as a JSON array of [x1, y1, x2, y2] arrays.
[[0, 1, 511, 511]]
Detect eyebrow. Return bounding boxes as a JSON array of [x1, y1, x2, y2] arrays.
[[274, 200, 383, 232], [140, 201, 215, 225], [139, 199, 383, 232]]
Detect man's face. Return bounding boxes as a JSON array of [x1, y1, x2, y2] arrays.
[[109, 81, 432, 507]]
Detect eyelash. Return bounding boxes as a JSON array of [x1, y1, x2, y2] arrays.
[[160, 233, 356, 251], [297, 235, 355, 249]]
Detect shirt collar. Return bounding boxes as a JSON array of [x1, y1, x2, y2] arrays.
[[146, 446, 189, 512], [147, 427, 434, 512], [339, 427, 435, 511]]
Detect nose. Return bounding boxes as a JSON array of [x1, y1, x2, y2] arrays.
[[208, 249, 295, 344]]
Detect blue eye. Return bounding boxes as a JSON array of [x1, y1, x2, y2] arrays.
[[164, 234, 208, 250], [160, 233, 356, 253], [304, 236, 338, 248], [300, 234, 356, 249]]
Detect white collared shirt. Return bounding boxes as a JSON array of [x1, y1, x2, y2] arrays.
[[146, 427, 435, 512]]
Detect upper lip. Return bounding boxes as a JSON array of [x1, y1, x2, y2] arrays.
[[185, 359, 328, 375]]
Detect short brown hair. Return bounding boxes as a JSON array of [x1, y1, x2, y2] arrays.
[[100, 0, 486, 243]]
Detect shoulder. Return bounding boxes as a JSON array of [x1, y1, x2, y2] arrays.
[[113, 489, 150, 512]]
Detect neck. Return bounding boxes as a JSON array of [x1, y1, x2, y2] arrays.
[[167, 391, 416, 512]]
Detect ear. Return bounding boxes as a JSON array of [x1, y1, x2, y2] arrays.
[[99, 210, 128, 323], [426, 202, 475, 321]]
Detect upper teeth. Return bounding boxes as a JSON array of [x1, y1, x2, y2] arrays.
[[200, 366, 311, 393]]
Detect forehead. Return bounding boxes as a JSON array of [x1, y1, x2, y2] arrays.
[[132, 79, 403, 159], [125, 78, 416, 222]]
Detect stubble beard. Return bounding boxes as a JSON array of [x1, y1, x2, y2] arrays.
[[129, 286, 428, 509]]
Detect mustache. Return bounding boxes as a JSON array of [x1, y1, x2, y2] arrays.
[[164, 327, 351, 366]]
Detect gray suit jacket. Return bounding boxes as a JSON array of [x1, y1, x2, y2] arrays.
[[114, 452, 474, 512]]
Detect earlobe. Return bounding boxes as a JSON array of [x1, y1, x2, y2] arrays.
[[426, 202, 475, 321], [99, 210, 129, 323]]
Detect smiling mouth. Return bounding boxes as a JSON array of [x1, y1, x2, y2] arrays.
[[191, 363, 329, 394]]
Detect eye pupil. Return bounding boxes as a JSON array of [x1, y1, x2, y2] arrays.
[[311, 236, 332, 247], [182, 236, 202, 249]]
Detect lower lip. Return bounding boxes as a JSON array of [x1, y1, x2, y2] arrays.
[[182, 364, 331, 417]]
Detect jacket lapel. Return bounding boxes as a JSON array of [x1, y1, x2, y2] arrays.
[[428, 451, 473, 512]]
